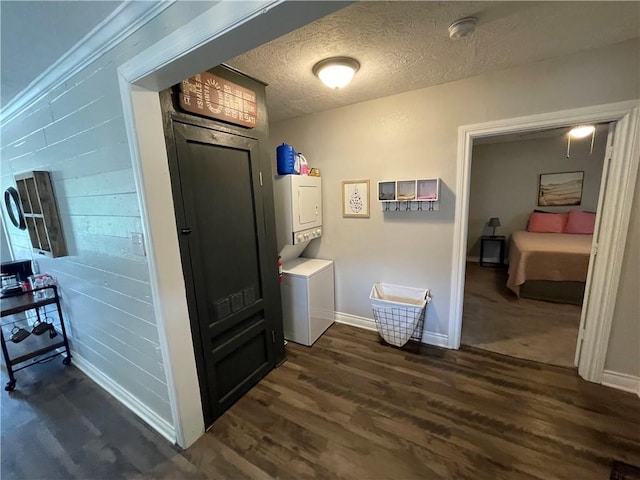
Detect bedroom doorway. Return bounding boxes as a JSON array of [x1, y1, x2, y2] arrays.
[[449, 101, 640, 384], [460, 123, 611, 368]]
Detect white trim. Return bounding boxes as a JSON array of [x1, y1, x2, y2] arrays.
[[423, 331, 449, 348], [334, 311, 450, 348], [466, 256, 480, 263], [120, 82, 203, 449], [72, 352, 176, 443], [581, 110, 640, 383], [449, 101, 640, 386], [0, 1, 174, 126], [334, 311, 377, 331], [602, 370, 640, 397], [118, 0, 350, 449]]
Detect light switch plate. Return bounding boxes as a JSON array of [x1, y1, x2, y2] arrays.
[[131, 232, 146, 256]]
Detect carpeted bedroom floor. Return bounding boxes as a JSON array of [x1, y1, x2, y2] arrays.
[[461, 262, 582, 368]]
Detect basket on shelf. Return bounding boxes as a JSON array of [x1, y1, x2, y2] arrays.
[[369, 283, 431, 347]]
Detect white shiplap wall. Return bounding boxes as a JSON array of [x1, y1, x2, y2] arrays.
[[0, 2, 215, 425]]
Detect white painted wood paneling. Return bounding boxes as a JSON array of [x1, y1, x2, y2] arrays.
[[64, 231, 138, 259], [47, 142, 132, 181], [46, 257, 152, 302], [1, 130, 48, 161], [64, 214, 143, 239], [63, 251, 150, 282], [54, 169, 137, 197], [0, 104, 53, 146], [45, 97, 123, 146], [49, 66, 122, 121], [0, 1, 218, 431], [58, 194, 141, 217]]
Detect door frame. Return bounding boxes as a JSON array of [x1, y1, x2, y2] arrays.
[[117, 1, 349, 448], [449, 100, 640, 384]]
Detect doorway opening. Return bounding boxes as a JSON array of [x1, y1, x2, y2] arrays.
[[449, 102, 639, 385], [461, 123, 611, 368]]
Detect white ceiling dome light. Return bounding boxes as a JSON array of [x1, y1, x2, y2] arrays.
[[312, 57, 360, 89], [448, 17, 478, 39]]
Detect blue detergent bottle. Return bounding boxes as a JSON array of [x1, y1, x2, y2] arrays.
[[276, 143, 297, 175]]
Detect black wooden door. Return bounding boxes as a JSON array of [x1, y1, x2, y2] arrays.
[[172, 122, 275, 424]]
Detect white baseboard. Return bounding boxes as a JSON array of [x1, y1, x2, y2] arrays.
[[334, 311, 450, 348], [72, 352, 177, 443], [334, 312, 377, 331], [602, 370, 640, 397], [466, 256, 480, 263], [423, 331, 450, 348]]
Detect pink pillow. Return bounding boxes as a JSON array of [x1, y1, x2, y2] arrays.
[[527, 212, 568, 233], [565, 210, 596, 234]]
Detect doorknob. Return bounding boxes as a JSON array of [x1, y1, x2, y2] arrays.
[[181, 228, 192, 235]]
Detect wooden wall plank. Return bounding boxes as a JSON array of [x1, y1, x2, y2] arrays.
[[1, 130, 48, 162], [52, 269, 155, 325], [47, 142, 133, 181], [62, 231, 138, 259], [45, 96, 123, 146], [71, 321, 166, 382], [40, 254, 151, 302], [69, 332, 167, 400], [49, 65, 119, 121], [61, 286, 160, 342], [63, 215, 143, 239], [55, 252, 150, 283], [58, 194, 141, 218], [54, 169, 137, 198], [0, 104, 53, 147]]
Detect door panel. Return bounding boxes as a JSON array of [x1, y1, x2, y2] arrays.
[[173, 122, 274, 423]]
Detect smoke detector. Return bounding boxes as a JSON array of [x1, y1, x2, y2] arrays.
[[448, 17, 478, 39]]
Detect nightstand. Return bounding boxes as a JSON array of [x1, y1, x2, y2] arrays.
[[480, 235, 506, 267]]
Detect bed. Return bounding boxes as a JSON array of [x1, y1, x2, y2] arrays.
[[507, 230, 593, 304]]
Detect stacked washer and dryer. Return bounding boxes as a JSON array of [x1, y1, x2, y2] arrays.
[[273, 175, 335, 346]]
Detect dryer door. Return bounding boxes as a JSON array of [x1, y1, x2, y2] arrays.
[[293, 177, 322, 231]]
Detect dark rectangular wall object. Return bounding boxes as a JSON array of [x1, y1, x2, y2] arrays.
[[14, 171, 67, 258]]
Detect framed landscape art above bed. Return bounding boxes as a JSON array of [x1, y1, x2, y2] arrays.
[[538, 171, 584, 206]]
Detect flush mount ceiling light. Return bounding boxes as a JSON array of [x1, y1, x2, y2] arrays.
[[567, 125, 596, 157], [448, 17, 478, 39], [312, 57, 360, 89]]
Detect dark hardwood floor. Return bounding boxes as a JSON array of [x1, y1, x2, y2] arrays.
[[0, 357, 180, 479], [3, 324, 639, 479]]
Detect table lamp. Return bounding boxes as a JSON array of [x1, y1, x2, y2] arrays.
[[488, 217, 501, 237]]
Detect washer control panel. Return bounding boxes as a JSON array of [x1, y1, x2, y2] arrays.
[[294, 227, 322, 245]]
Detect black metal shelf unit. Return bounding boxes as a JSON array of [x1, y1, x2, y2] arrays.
[[1, 285, 72, 391]]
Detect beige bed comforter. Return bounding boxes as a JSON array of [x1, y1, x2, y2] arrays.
[[507, 231, 593, 297]]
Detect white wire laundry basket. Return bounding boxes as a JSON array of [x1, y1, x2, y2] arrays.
[[370, 283, 431, 347]]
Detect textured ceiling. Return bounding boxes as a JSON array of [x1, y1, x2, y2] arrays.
[[227, 1, 640, 123], [0, 1, 122, 108]]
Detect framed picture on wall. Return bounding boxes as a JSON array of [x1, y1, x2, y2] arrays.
[[538, 171, 584, 206], [342, 180, 370, 218]]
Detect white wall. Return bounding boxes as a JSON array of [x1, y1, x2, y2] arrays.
[[606, 171, 640, 377], [270, 38, 640, 375], [467, 131, 606, 258], [0, 2, 214, 427]]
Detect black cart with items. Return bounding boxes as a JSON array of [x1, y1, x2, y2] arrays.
[[1, 285, 72, 391]]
